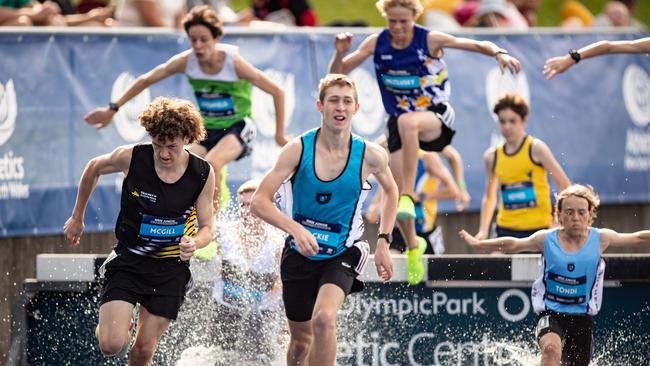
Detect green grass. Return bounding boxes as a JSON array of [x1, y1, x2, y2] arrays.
[[536, 0, 649, 27], [230, 0, 649, 28]]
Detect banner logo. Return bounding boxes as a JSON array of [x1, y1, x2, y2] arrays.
[[251, 69, 295, 137], [623, 64, 650, 171], [111, 73, 149, 143], [0, 79, 17, 146], [484, 68, 530, 124], [622, 64, 650, 128], [249, 70, 295, 179], [497, 288, 530, 322], [350, 68, 385, 136]]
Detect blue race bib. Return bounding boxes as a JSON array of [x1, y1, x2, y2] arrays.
[[139, 214, 184, 245], [501, 181, 537, 210]]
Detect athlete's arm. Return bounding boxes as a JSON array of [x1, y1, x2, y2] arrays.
[[421, 152, 460, 201], [459, 228, 546, 253], [83, 51, 189, 129], [364, 141, 397, 281], [599, 228, 650, 252], [234, 55, 287, 146], [328, 33, 377, 75], [531, 139, 571, 191], [477, 148, 498, 240], [544, 38, 650, 80], [63, 145, 134, 245], [180, 165, 216, 261], [427, 31, 521, 74], [250, 138, 319, 256], [440, 145, 471, 211]]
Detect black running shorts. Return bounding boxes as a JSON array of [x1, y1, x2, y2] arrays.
[[535, 310, 594, 366], [200, 118, 256, 160], [386, 102, 456, 153], [280, 240, 369, 322], [100, 286, 185, 320]]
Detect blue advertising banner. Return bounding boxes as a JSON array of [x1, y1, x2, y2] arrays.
[[336, 283, 649, 365], [0, 29, 648, 237], [22, 281, 650, 365]]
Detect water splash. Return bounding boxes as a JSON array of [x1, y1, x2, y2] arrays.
[[155, 201, 288, 365], [20, 204, 650, 365]]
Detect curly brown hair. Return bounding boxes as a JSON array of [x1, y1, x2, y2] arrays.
[[139, 97, 206, 144], [183, 5, 223, 38]]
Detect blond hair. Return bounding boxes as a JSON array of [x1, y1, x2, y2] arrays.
[[376, 0, 424, 18], [318, 73, 358, 103], [555, 184, 601, 221], [237, 179, 260, 196]]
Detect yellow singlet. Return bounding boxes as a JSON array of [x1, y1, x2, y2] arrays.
[[494, 135, 551, 231]]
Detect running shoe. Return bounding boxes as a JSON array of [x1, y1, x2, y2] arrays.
[[407, 237, 427, 285], [194, 240, 218, 261], [116, 304, 138, 358], [396, 194, 416, 220]]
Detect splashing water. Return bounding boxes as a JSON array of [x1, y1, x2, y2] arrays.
[[21, 203, 650, 365], [156, 201, 288, 365]]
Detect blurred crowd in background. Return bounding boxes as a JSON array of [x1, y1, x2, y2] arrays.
[[0, 0, 646, 30]]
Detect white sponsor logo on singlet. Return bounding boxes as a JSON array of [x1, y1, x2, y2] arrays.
[[111, 72, 150, 143], [350, 68, 385, 136], [0, 79, 17, 146]]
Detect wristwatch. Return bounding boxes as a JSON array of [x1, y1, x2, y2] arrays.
[[568, 49, 581, 63], [494, 49, 509, 57], [108, 102, 120, 112], [377, 232, 393, 244]]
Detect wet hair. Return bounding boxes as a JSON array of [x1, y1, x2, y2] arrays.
[[555, 184, 601, 220], [182, 5, 223, 39], [493, 93, 529, 119], [237, 179, 260, 196], [375, 0, 424, 18], [139, 97, 206, 144], [318, 73, 358, 103]]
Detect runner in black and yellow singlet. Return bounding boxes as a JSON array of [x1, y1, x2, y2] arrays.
[[65, 97, 216, 364]]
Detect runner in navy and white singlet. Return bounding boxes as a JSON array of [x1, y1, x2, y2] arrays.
[[328, 0, 521, 285]]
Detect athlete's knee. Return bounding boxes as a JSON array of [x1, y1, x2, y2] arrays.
[[540, 341, 562, 364], [288, 338, 311, 360], [311, 309, 337, 335], [396, 114, 419, 132], [129, 342, 156, 365], [96, 332, 127, 356], [208, 159, 226, 174]]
